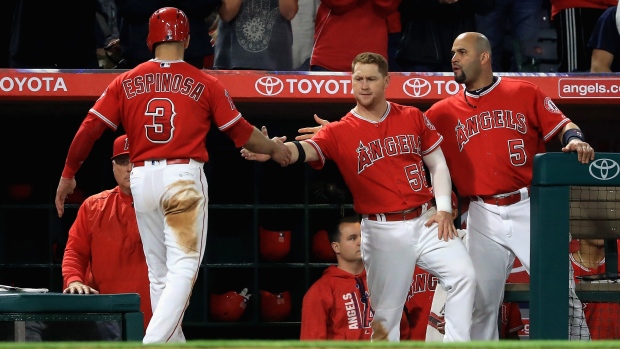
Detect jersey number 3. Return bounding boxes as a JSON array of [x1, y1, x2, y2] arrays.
[[144, 98, 176, 143]]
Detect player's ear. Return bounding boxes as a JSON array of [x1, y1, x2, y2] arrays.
[[480, 51, 490, 65], [331, 242, 339, 254]]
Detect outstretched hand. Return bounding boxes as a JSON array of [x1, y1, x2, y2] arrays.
[[295, 114, 330, 141], [562, 140, 595, 164], [55, 176, 76, 218]]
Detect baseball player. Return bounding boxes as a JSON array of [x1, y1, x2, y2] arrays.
[[243, 52, 476, 342], [300, 215, 409, 340], [570, 238, 620, 339], [54, 7, 291, 344], [423, 32, 595, 340]]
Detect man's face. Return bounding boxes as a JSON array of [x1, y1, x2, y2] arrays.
[[352, 63, 388, 109], [333, 222, 362, 262], [451, 35, 482, 85], [112, 155, 131, 192]]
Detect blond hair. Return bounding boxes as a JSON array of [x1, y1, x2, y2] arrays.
[[351, 52, 389, 77]]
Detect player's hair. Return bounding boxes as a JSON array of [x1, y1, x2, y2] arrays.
[[328, 214, 361, 243], [351, 52, 389, 77]]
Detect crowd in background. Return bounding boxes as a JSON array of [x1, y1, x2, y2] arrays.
[[0, 0, 618, 73]]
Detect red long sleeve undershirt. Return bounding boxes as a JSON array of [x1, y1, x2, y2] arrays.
[[61, 114, 109, 178]]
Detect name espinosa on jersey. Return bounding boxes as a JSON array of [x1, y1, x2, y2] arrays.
[[121, 73, 205, 101], [342, 292, 373, 330], [357, 135, 423, 174], [455, 110, 527, 151]]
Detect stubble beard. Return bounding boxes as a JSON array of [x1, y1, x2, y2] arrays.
[[357, 94, 375, 109], [455, 71, 466, 84]]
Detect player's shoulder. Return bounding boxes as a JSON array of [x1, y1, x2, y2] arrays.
[[427, 93, 460, 111], [388, 101, 423, 115], [87, 188, 118, 202], [498, 76, 540, 91], [304, 274, 331, 299], [78, 188, 117, 211]]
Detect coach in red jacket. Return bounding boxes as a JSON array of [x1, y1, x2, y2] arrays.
[[62, 134, 152, 333]]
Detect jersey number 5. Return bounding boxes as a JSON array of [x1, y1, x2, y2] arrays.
[[508, 139, 526, 166]]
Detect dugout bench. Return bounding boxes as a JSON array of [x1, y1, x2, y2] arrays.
[[0, 292, 143, 341]]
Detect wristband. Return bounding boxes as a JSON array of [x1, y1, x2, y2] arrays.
[[435, 195, 452, 213], [562, 129, 584, 146], [292, 141, 306, 163]]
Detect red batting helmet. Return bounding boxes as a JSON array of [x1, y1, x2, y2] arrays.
[[209, 288, 251, 322], [311, 229, 336, 262], [259, 227, 291, 261], [147, 7, 190, 52], [260, 290, 291, 322]]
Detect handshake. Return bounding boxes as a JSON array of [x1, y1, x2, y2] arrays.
[[242, 115, 329, 166]]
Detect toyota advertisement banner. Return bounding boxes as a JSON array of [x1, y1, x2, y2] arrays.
[[0, 70, 619, 104]]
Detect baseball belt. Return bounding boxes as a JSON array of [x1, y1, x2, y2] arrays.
[[366, 200, 433, 222], [133, 158, 191, 167], [470, 187, 530, 206]]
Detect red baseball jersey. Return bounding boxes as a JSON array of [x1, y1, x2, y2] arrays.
[[307, 101, 442, 214], [404, 266, 439, 340], [62, 186, 152, 330], [550, 0, 617, 18], [570, 253, 620, 339], [500, 302, 525, 338], [89, 60, 254, 163], [300, 266, 374, 340], [424, 77, 571, 197]]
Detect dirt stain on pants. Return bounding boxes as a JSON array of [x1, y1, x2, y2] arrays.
[[162, 180, 203, 254], [371, 320, 388, 341]]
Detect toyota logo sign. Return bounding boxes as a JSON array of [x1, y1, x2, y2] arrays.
[[255, 76, 284, 96], [589, 158, 620, 181], [403, 78, 432, 97]]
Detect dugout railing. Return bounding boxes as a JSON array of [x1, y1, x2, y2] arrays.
[[530, 152, 620, 339]]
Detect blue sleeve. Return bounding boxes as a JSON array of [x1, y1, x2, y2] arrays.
[[588, 6, 620, 57]]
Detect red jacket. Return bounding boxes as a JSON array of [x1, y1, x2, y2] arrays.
[[310, 0, 400, 71], [62, 186, 152, 331], [550, 0, 616, 18], [301, 265, 409, 340], [301, 266, 374, 340]]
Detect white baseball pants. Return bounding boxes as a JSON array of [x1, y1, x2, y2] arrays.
[[467, 197, 590, 340], [361, 207, 476, 342], [130, 159, 208, 344]]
